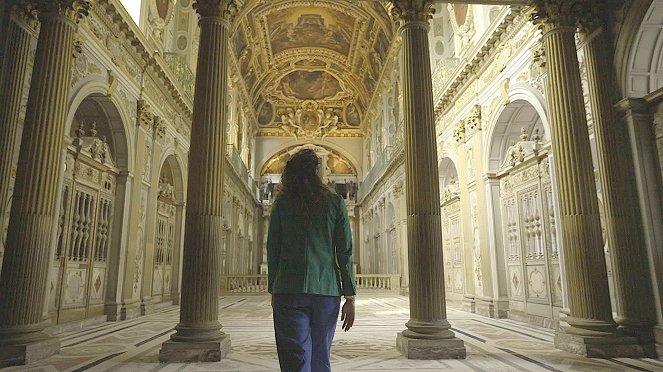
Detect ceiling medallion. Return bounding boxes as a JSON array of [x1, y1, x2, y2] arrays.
[[280, 100, 340, 139]]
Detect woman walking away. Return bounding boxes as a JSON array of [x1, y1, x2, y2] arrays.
[[267, 148, 357, 372]]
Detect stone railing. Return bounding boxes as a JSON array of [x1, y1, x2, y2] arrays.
[[357, 146, 392, 201], [356, 274, 400, 292], [219, 274, 401, 295], [226, 144, 259, 199], [162, 53, 194, 102], [220, 275, 268, 294]]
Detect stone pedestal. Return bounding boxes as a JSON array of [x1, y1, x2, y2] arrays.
[[0, 337, 60, 368], [397, 332, 466, 360], [554, 331, 650, 358], [390, 0, 465, 359], [159, 337, 231, 363]]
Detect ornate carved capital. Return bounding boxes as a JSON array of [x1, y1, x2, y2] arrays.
[[36, 0, 91, 23], [193, 0, 238, 23], [529, 0, 588, 31], [9, 0, 38, 28], [464, 105, 482, 133], [390, 0, 434, 27], [137, 100, 154, 129], [453, 121, 465, 143], [153, 116, 166, 139]]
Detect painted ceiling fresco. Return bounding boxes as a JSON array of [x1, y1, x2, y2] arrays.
[[232, 0, 396, 139], [262, 145, 357, 176]]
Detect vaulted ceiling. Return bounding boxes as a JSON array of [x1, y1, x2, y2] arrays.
[[231, 0, 396, 138]]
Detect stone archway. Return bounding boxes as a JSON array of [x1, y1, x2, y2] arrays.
[[48, 93, 129, 325]]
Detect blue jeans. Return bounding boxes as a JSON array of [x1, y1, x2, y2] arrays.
[[272, 293, 341, 372]]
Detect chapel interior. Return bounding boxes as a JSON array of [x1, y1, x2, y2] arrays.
[[1, 0, 663, 370]]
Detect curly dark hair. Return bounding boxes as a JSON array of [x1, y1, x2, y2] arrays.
[[276, 149, 334, 220]]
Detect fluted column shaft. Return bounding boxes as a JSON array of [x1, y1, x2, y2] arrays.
[[581, 25, 657, 339], [533, 1, 615, 336], [401, 20, 449, 336], [0, 8, 35, 253], [0, 2, 87, 344], [170, 5, 232, 344]]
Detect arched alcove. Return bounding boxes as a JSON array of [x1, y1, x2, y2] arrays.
[[49, 94, 129, 324]]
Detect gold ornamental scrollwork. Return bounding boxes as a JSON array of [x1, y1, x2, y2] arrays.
[[35, 0, 91, 23], [390, 0, 434, 26], [193, 0, 239, 22]]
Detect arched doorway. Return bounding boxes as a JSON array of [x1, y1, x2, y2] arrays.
[[487, 100, 561, 325], [151, 155, 184, 304], [49, 94, 128, 324], [439, 157, 463, 303]]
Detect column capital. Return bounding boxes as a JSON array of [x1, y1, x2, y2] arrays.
[[193, 0, 239, 23], [614, 97, 651, 116], [390, 0, 434, 29], [36, 0, 91, 23], [529, 0, 588, 32], [9, 0, 38, 28]]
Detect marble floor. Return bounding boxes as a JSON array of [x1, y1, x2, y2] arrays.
[[3, 295, 663, 372]]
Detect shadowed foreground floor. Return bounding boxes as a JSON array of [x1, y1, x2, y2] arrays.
[[4, 295, 663, 371]]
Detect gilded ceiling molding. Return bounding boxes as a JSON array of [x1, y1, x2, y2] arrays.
[[390, 0, 434, 26], [193, 0, 240, 22], [35, 0, 91, 22]]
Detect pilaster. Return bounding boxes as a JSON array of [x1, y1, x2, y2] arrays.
[[0, 0, 91, 367], [580, 13, 657, 355], [531, 0, 644, 357], [391, 0, 465, 359], [159, 0, 237, 362], [120, 100, 153, 320], [140, 115, 166, 314], [454, 122, 476, 313]]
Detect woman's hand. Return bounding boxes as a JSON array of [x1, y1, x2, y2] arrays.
[[341, 296, 355, 331]]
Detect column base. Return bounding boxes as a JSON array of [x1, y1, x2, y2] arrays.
[[554, 331, 648, 358], [0, 337, 60, 368], [462, 296, 476, 313], [159, 335, 231, 362], [396, 332, 466, 359], [475, 297, 508, 318]]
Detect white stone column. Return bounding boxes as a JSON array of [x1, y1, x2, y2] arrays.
[[390, 0, 465, 359], [159, 0, 237, 362], [531, 0, 643, 357], [579, 13, 657, 355], [0, 1, 91, 367]]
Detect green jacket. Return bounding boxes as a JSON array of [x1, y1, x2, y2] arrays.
[[267, 192, 356, 296]]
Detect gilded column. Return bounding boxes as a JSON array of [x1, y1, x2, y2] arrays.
[[159, 0, 236, 362], [531, 0, 643, 357], [0, 0, 90, 367], [0, 2, 36, 265], [579, 10, 657, 355], [391, 0, 465, 359]]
